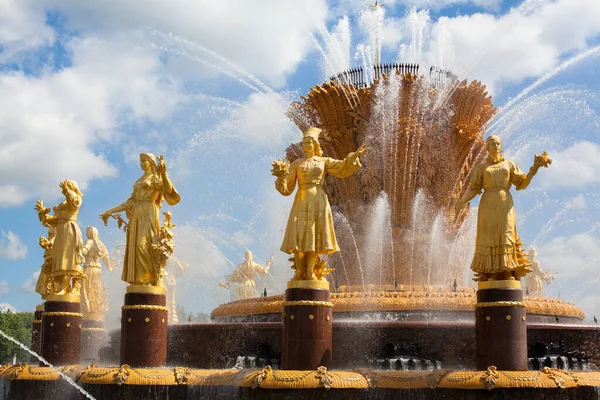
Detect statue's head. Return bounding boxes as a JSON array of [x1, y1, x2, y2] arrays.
[[59, 180, 83, 197], [140, 153, 157, 173], [529, 247, 537, 259], [302, 127, 323, 157], [485, 135, 502, 154], [86, 226, 98, 240], [244, 250, 253, 262]]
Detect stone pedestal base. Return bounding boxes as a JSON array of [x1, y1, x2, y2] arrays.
[[282, 280, 332, 370], [29, 305, 43, 363], [120, 285, 168, 367], [41, 296, 82, 366], [81, 316, 105, 363], [476, 280, 527, 371]]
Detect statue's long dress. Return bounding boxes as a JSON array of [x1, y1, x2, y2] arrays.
[[121, 174, 180, 285], [469, 158, 527, 274], [81, 239, 108, 313], [51, 194, 84, 281], [277, 155, 361, 255]]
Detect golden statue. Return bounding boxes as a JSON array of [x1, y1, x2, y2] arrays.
[[272, 127, 367, 282], [164, 256, 188, 323], [81, 226, 112, 316], [100, 153, 180, 287], [526, 247, 555, 295], [35, 225, 55, 299], [219, 250, 273, 300], [456, 135, 551, 281], [35, 180, 85, 296]]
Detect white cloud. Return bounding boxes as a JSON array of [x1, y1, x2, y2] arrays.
[[0, 303, 17, 313], [20, 271, 39, 292], [35, 0, 329, 87], [0, 231, 27, 260], [537, 141, 600, 190], [0, 281, 9, 294], [422, 0, 600, 93], [0, 0, 55, 62], [536, 233, 600, 318]]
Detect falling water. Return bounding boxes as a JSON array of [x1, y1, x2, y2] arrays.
[[0, 329, 96, 400]]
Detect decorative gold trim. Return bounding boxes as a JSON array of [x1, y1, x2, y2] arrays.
[[45, 294, 80, 303], [122, 305, 168, 312], [287, 280, 330, 290], [83, 312, 104, 321], [32, 320, 41, 324], [475, 301, 525, 308], [209, 291, 584, 320], [81, 327, 105, 332], [478, 280, 521, 290], [35, 304, 45, 312], [43, 312, 83, 318], [283, 300, 334, 308], [126, 285, 166, 295]]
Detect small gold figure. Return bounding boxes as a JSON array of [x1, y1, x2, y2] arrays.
[[35, 226, 55, 299], [164, 256, 188, 323], [456, 135, 551, 281], [100, 153, 180, 286], [272, 127, 367, 282], [81, 226, 112, 316], [35, 180, 86, 295], [219, 250, 272, 300]]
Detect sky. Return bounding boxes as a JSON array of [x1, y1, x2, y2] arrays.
[[1, 0, 600, 326]]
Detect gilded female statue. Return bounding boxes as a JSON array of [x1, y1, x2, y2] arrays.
[[526, 248, 554, 295], [456, 135, 551, 281], [35, 180, 85, 295], [100, 153, 180, 286], [272, 127, 367, 281], [81, 226, 112, 315], [219, 250, 273, 300]]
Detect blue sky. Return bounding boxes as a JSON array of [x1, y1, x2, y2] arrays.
[[1, 0, 600, 324]]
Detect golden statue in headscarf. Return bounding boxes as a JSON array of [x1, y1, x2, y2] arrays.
[[81, 226, 112, 316], [100, 153, 180, 287], [35, 180, 85, 296], [456, 135, 551, 281], [272, 127, 367, 282], [219, 250, 272, 300]]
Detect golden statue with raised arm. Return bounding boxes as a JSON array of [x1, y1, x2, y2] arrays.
[[100, 153, 180, 287], [35, 180, 85, 296], [219, 250, 273, 300], [272, 127, 367, 282], [81, 226, 112, 316], [455, 135, 551, 281]]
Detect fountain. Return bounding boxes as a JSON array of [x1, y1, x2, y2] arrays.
[[3, 4, 600, 400]]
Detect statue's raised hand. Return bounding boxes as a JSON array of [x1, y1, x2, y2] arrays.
[[157, 155, 167, 175]]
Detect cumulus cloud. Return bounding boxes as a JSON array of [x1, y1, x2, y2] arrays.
[[36, 0, 328, 87], [0, 231, 27, 260], [422, 0, 600, 93], [536, 233, 600, 318], [0, 33, 186, 206], [537, 141, 600, 190], [20, 271, 39, 292], [0, 0, 55, 62], [0, 281, 9, 294], [0, 303, 17, 313]]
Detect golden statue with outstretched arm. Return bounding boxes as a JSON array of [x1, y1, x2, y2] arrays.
[[219, 250, 273, 300], [100, 153, 180, 286], [456, 135, 551, 281], [35, 180, 85, 295], [272, 127, 367, 282]]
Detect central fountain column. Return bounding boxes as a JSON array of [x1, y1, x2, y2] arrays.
[[475, 280, 528, 370], [41, 294, 82, 366], [282, 281, 333, 370], [120, 285, 168, 367]]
